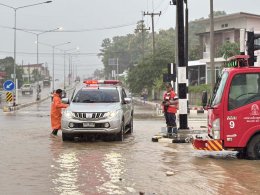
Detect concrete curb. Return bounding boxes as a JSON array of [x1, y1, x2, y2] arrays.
[[3, 95, 50, 112], [133, 97, 207, 118]]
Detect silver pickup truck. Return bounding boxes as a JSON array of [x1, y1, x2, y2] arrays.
[[61, 80, 133, 141], [21, 84, 33, 95]]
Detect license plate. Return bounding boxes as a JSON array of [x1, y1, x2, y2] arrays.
[[83, 122, 95, 127], [85, 113, 92, 118]]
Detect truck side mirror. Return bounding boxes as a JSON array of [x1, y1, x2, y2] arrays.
[[62, 98, 70, 104], [124, 97, 132, 104], [202, 91, 208, 108]]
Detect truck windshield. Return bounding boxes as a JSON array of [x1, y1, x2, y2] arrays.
[[210, 71, 229, 107], [72, 88, 120, 103]]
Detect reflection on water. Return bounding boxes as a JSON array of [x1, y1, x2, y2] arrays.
[[98, 152, 125, 194], [50, 139, 137, 195], [161, 144, 260, 195], [51, 150, 83, 195]]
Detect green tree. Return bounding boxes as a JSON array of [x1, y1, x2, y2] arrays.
[[0, 57, 23, 87], [98, 14, 219, 93], [93, 68, 104, 79], [217, 42, 240, 59], [208, 11, 227, 17]]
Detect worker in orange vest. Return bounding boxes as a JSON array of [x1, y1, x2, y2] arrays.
[[162, 83, 179, 137], [51, 89, 68, 136]]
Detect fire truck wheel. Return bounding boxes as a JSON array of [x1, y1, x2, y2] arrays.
[[236, 149, 246, 159], [246, 134, 260, 160]]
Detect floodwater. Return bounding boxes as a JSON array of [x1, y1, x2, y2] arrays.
[[0, 101, 259, 195]]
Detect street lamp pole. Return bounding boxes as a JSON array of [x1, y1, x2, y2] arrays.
[[36, 41, 71, 92], [64, 51, 66, 90], [52, 45, 55, 92], [21, 27, 61, 100], [0, 1, 52, 105], [51, 42, 71, 92], [57, 47, 79, 91]]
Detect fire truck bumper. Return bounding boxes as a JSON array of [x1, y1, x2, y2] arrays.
[[192, 139, 223, 151]]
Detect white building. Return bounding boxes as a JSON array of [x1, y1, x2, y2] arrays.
[[189, 12, 260, 85], [21, 63, 50, 82]]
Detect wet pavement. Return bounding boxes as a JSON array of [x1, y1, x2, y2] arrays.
[[0, 101, 259, 195]]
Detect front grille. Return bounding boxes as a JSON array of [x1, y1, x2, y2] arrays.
[[73, 123, 105, 128], [73, 112, 105, 120]]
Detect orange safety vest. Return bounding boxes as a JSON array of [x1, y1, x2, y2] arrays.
[[162, 90, 177, 113]]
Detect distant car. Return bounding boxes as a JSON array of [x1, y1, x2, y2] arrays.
[[61, 80, 133, 141], [21, 84, 33, 95], [43, 79, 51, 87]]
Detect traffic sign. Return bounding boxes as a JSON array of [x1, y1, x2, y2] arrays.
[[6, 92, 13, 102], [3, 80, 15, 91]]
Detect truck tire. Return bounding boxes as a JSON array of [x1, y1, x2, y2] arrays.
[[246, 134, 260, 160], [62, 132, 73, 141], [126, 117, 133, 134], [116, 122, 125, 141]]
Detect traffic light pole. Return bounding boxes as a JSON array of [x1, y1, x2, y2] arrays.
[[176, 0, 188, 130]]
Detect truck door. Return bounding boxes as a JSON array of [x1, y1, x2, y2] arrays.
[[121, 89, 131, 125], [224, 72, 260, 148]]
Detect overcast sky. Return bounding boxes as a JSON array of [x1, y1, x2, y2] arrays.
[[1, 0, 260, 79]]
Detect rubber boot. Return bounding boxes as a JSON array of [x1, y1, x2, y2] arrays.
[[172, 127, 178, 138], [167, 127, 173, 138], [52, 129, 58, 136]]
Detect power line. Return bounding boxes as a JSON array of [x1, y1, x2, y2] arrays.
[[0, 22, 136, 33], [0, 50, 99, 56], [154, 0, 166, 11], [155, 3, 170, 26]]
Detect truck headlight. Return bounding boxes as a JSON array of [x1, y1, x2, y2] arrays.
[[212, 118, 220, 139], [64, 109, 73, 119], [104, 110, 120, 118]]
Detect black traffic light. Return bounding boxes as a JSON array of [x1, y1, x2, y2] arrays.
[[247, 31, 260, 66], [163, 63, 176, 82]]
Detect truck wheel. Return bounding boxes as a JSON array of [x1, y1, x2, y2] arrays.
[[246, 134, 260, 160], [236, 149, 246, 159], [127, 117, 133, 134], [116, 123, 125, 141], [62, 132, 73, 141]]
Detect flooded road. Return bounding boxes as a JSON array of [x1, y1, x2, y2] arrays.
[[0, 101, 259, 195]]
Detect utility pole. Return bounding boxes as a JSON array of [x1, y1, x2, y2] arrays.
[[69, 54, 71, 85], [135, 20, 150, 61], [184, 0, 188, 69], [143, 11, 161, 56], [210, 0, 215, 91]]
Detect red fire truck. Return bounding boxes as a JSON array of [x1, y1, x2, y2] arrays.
[[193, 55, 260, 160]]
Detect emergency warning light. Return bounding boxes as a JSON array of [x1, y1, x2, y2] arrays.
[[84, 80, 120, 85], [225, 55, 249, 68]]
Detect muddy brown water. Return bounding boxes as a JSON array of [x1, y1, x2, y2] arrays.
[[0, 101, 259, 195]]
